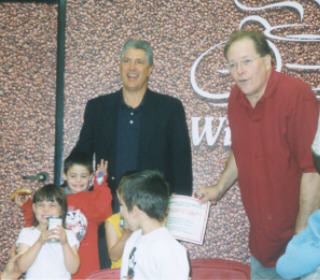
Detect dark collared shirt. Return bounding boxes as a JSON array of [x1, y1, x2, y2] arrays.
[[115, 95, 143, 185]]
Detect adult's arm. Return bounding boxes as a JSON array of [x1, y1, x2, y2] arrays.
[[295, 172, 320, 233], [312, 115, 320, 172], [72, 99, 96, 157], [168, 100, 193, 195], [199, 151, 238, 204], [313, 153, 320, 174], [288, 82, 320, 232]]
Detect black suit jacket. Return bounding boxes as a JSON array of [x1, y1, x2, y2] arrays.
[[73, 89, 193, 200]]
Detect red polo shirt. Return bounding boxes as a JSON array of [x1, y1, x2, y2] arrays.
[[228, 69, 319, 267]]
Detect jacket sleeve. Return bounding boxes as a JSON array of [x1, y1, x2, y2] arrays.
[[20, 199, 33, 227], [72, 99, 96, 157], [168, 100, 193, 195]]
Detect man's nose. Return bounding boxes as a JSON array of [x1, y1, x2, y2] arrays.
[[129, 61, 137, 69], [236, 62, 245, 74]]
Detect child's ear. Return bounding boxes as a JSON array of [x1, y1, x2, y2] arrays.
[[32, 203, 36, 213], [62, 172, 67, 181], [133, 205, 143, 217]]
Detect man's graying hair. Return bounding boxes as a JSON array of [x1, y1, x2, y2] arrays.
[[120, 39, 153, 67]]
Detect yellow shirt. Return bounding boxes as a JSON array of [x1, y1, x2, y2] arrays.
[[105, 213, 122, 269]]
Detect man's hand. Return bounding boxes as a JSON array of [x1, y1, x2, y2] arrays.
[[195, 185, 221, 205]]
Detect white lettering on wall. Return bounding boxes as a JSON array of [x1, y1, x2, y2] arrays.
[[191, 117, 231, 147], [191, 1, 320, 108]]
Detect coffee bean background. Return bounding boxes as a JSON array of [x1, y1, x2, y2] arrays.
[[1, 0, 319, 271]]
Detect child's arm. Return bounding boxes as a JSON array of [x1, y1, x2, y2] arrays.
[[16, 229, 50, 272], [87, 159, 113, 222], [12, 189, 33, 227], [55, 226, 80, 274], [95, 159, 108, 186], [105, 220, 131, 261]]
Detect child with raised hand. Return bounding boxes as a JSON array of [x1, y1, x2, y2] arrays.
[[16, 184, 80, 279], [14, 152, 113, 279], [118, 170, 190, 280]]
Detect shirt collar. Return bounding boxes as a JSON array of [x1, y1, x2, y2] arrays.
[[235, 68, 278, 108], [120, 89, 147, 111]]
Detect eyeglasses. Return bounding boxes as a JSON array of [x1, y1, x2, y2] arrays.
[[127, 247, 137, 279], [227, 56, 261, 72]]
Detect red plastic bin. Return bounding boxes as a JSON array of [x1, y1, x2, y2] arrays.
[[85, 258, 250, 279], [191, 258, 250, 280]]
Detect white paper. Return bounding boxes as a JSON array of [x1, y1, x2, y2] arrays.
[[165, 194, 210, 245]]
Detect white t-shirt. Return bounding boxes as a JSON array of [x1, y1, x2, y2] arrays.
[[120, 227, 189, 280], [16, 227, 79, 280]]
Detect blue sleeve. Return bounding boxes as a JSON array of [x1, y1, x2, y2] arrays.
[[276, 210, 320, 279]]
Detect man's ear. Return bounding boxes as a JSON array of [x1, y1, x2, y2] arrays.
[[263, 54, 272, 70], [148, 65, 153, 77]]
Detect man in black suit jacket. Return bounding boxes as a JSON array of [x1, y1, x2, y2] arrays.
[[72, 39, 193, 268]]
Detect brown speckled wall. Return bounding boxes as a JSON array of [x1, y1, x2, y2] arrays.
[[1, 0, 320, 271], [0, 2, 57, 270]]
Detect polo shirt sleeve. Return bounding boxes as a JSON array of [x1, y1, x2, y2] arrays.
[[287, 82, 319, 172]]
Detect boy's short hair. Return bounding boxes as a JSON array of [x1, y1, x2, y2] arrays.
[[118, 170, 170, 221], [32, 184, 67, 227], [63, 151, 93, 174]]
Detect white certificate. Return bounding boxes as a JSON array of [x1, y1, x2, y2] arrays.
[[165, 194, 210, 245]]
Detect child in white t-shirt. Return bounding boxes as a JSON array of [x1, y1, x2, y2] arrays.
[[16, 184, 80, 279], [118, 170, 190, 280]]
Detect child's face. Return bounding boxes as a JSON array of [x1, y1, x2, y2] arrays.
[[32, 199, 62, 227], [118, 195, 139, 232], [63, 164, 92, 194]]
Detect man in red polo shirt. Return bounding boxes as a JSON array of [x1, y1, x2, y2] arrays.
[[199, 30, 320, 279]]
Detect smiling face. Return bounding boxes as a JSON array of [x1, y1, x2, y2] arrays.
[[120, 47, 153, 95], [32, 199, 62, 228], [63, 164, 92, 194], [227, 37, 272, 106]]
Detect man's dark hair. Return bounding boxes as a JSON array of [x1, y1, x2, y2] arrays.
[[32, 184, 67, 227], [117, 170, 170, 221], [224, 30, 273, 60], [63, 151, 93, 174]]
